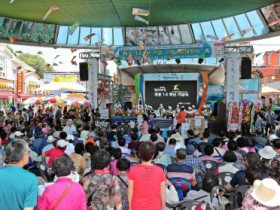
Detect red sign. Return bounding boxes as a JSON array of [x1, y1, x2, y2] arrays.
[[16, 71, 24, 94]]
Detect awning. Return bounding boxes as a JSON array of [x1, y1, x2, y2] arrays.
[[18, 94, 33, 99], [0, 92, 16, 99]]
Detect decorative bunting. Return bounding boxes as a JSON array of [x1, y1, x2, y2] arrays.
[[83, 33, 96, 41], [268, 18, 280, 27], [125, 59, 132, 66], [105, 45, 113, 53], [220, 33, 234, 42], [195, 39, 203, 43], [134, 15, 149, 25], [256, 52, 262, 57], [43, 5, 59, 21], [197, 72, 208, 113], [53, 55, 60, 60], [95, 39, 105, 47], [68, 21, 81, 35], [10, 37, 19, 43], [132, 8, 150, 16], [71, 48, 77, 53], [241, 27, 254, 35], [71, 56, 77, 65], [206, 35, 218, 40]]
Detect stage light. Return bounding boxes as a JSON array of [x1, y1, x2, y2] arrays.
[[198, 58, 204, 64], [219, 58, 225, 63], [175, 59, 181, 64]]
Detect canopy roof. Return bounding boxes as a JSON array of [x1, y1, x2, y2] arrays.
[[261, 86, 280, 95], [1, 0, 278, 27], [120, 64, 225, 85]]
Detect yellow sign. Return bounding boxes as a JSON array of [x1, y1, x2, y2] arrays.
[[53, 75, 77, 82], [0, 82, 7, 89], [29, 82, 41, 91]]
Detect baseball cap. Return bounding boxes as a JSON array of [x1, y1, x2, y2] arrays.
[[58, 140, 67, 148], [15, 131, 23, 137], [186, 144, 195, 155]]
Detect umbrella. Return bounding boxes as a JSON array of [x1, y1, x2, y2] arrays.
[[43, 96, 66, 105], [65, 93, 86, 104], [22, 97, 44, 105]]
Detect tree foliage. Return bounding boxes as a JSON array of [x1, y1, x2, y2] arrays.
[[17, 53, 54, 78], [113, 86, 131, 106]]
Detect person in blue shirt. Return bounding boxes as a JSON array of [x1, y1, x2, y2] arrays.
[[0, 140, 37, 210]]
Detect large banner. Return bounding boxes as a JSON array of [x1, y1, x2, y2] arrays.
[[113, 42, 225, 60], [88, 59, 98, 108], [226, 52, 241, 104], [43, 73, 78, 83]]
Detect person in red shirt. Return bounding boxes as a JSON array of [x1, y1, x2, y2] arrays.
[[128, 142, 166, 210], [176, 107, 187, 129], [42, 140, 66, 166], [0, 132, 8, 146]]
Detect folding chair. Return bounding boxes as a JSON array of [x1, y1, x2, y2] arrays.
[[169, 177, 192, 201]]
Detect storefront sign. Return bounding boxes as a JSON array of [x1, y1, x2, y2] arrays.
[[226, 52, 241, 104], [114, 42, 225, 60], [28, 82, 41, 91], [16, 71, 24, 94], [43, 73, 78, 83]]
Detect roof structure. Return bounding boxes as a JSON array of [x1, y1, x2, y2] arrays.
[[0, 0, 278, 27]]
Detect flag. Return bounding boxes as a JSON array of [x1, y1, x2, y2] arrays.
[[68, 21, 81, 35], [134, 15, 149, 25], [54, 55, 60, 60], [268, 18, 280, 27], [256, 53, 262, 57], [10, 37, 19, 43], [241, 27, 254, 35], [199, 52, 206, 59], [206, 35, 218, 40], [132, 8, 150, 16], [71, 48, 77, 53], [43, 5, 59, 20], [71, 56, 77, 65], [220, 33, 234, 42], [83, 33, 96, 41]]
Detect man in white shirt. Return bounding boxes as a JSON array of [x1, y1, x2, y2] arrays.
[[65, 135, 75, 156], [63, 119, 76, 136]]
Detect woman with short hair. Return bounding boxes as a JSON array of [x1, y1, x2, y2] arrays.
[[128, 142, 166, 210], [38, 155, 87, 210]]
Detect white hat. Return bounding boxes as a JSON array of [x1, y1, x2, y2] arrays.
[[251, 178, 280, 207], [67, 119, 73, 123], [79, 130, 89, 141], [15, 131, 23, 137], [171, 132, 183, 142], [58, 140, 67, 147], [47, 136, 55, 143], [53, 131, 60, 139], [258, 146, 277, 160], [67, 135, 74, 141], [269, 134, 279, 141]]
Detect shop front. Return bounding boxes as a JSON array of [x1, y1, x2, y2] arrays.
[[0, 79, 15, 109]]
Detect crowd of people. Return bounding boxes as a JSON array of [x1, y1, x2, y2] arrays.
[[0, 104, 280, 210]]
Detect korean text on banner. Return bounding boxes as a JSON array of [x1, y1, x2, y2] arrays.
[[16, 71, 24, 94], [226, 52, 240, 104]]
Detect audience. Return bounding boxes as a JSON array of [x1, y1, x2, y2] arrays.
[[154, 142, 171, 166]]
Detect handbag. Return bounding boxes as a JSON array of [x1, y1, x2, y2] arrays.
[[51, 181, 73, 210]]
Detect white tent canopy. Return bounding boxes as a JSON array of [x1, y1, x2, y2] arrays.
[[35, 82, 86, 92], [261, 86, 280, 95]]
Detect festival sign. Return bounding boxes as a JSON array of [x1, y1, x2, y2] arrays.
[[28, 82, 41, 91], [16, 71, 24, 94], [43, 73, 78, 83], [113, 42, 225, 60]]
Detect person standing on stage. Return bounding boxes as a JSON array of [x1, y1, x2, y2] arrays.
[[176, 107, 187, 129]]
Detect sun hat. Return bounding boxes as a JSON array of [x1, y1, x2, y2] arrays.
[[251, 178, 280, 207], [67, 135, 74, 141], [58, 140, 67, 148], [47, 136, 55, 143], [186, 144, 195, 155], [171, 132, 183, 142], [258, 146, 277, 160], [53, 131, 60, 139], [79, 130, 89, 141], [15, 131, 23, 136], [269, 134, 279, 141]]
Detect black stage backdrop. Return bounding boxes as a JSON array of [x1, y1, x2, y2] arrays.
[[145, 80, 197, 109]]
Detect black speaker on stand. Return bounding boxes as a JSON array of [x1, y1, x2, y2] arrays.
[[241, 57, 252, 79], [79, 62, 89, 81]]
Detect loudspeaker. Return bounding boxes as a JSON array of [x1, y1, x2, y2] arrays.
[[241, 57, 251, 79], [79, 62, 88, 81]]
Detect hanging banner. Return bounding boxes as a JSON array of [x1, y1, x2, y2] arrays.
[[16, 71, 24, 94], [88, 59, 98, 108], [43, 73, 78, 83], [226, 52, 240, 105], [112, 42, 225, 60]]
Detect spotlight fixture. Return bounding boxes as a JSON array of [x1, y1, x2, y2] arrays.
[[198, 58, 204, 64], [219, 58, 225, 63], [175, 58, 181, 64]]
